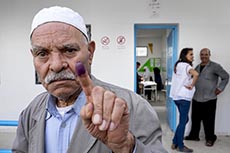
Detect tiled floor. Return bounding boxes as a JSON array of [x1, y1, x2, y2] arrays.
[[154, 105, 230, 153]]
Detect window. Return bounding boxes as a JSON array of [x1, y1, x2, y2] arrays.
[[136, 46, 147, 56]]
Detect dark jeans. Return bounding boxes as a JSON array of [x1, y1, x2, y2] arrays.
[[173, 100, 191, 149], [188, 99, 217, 141]]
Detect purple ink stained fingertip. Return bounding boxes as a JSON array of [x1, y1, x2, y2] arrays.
[[75, 62, 86, 76]]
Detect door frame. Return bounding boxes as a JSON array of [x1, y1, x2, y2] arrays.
[[134, 24, 178, 131]]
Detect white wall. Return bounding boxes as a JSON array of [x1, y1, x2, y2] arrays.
[[0, 0, 230, 135]]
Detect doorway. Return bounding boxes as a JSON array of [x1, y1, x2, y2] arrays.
[[134, 24, 178, 131]]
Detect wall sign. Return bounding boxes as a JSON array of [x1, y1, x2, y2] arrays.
[[116, 35, 126, 45], [101, 36, 110, 46]]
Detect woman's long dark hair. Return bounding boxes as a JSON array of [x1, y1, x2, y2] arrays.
[[174, 48, 193, 73]]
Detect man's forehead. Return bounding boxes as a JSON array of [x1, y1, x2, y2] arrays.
[[200, 50, 210, 55]]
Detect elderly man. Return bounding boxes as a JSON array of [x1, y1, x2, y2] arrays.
[[12, 6, 168, 153], [185, 48, 229, 147]]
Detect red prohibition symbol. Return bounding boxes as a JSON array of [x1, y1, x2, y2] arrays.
[[101, 36, 110, 45], [116, 36, 126, 45]]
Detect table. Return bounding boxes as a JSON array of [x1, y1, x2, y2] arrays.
[[139, 81, 157, 101]]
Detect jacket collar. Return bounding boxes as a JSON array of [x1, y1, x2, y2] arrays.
[[30, 92, 97, 153]]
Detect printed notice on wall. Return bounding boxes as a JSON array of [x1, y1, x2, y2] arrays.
[[146, 0, 160, 18]]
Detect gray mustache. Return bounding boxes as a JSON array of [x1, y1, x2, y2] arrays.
[[44, 70, 76, 84]]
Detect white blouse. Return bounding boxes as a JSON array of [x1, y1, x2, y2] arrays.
[[170, 62, 195, 101]]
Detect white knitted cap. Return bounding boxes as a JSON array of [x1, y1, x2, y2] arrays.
[[30, 6, 88, 40]]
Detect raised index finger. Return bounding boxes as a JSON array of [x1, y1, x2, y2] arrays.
[[75, 62, 93, 103]]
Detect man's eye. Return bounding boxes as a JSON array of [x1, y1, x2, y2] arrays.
[[36, 51, 48, 58], [64, 48, 79, 55], [66, 48, 76, 53]]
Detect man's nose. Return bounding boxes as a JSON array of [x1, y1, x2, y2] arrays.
[[49, 53, 68, 72]]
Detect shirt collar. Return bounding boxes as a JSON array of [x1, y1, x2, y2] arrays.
[[46, 91, 86, 117]]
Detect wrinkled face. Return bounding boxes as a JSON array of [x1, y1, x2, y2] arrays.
[[200, 49, 210, 64], [30, 22, 95, 100], [186, 50, 194, 62]]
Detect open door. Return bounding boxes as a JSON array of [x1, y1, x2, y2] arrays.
[[134, 24, 178, 132], [166, 27, 178, 132]]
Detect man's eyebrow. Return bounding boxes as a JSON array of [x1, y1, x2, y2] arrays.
[[31, 45, 42, 51], [59, 43, 81, 50], [64, 43, 79, 47], [31, 45, 48, 53], [31, 43, 81, 52]]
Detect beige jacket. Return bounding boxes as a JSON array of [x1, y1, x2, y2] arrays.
[[12, 76, 168, 153]]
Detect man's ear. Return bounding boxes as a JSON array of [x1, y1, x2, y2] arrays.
[[88, 41, 95, 65]]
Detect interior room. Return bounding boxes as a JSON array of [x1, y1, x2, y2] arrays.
[[136, 28, 168, 106]]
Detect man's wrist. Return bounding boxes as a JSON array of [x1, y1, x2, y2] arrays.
[[112, 132, 135, 153], [127, 132, 135, 153]]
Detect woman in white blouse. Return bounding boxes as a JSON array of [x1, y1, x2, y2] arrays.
[[170, 48, 199, 152]]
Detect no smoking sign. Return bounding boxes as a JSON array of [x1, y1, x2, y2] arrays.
[[116, 36, 126, 45], [101, 36, 110, 45]]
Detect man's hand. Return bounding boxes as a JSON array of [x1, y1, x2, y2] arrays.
[[184, 84, 194, 90], [215, 88, 222, 95], [75, 62, 135, 153]]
